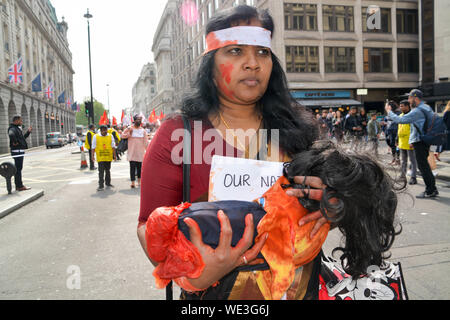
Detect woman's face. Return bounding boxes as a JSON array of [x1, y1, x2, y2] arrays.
[[212, 20, 273, 107]]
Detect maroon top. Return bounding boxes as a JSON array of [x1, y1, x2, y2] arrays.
[[138, 116, 241, 225]]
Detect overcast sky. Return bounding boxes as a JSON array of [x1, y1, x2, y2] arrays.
[[50, 0, 168, 119]]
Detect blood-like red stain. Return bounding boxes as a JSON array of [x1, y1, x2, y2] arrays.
[[217, 79, 234, 99], [219, 63, 233, 84], [206, 32, 238, 53]]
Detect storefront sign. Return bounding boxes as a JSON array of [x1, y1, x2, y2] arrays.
[[291, 91, 352, 99]]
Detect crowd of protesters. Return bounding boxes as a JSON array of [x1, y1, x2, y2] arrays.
[[314, 89, 450, 199]]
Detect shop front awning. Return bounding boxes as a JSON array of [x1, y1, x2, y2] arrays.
[[297, 99, 362, 107]]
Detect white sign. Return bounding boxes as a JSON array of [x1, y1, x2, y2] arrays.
[[208, 155, 284, 202], [357, 89, 368, 96]]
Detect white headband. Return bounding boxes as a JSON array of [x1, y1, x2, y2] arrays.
[[204, 26, 272, 54]]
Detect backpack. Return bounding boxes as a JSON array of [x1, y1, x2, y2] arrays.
[[413, 107, 448, 146]]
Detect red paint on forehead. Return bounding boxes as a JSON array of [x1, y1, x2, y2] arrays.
[[219, 63, 234, 85], [205, 32, 238, 54]]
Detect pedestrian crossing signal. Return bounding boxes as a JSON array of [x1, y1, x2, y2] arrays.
[[85, 101, 93, 118]]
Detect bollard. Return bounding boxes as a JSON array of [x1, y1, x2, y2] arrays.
[[80, 146, 88, 169], [0, 162, 17, 195]]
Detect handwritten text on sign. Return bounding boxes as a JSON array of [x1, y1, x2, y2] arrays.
[[208, 155, 284, 202]]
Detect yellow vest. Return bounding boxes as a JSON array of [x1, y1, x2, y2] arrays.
[[398, 113, 412, 150], [108, 128, 121, 143], [95, 134, 114, 162], [84, 130, 94, 150]]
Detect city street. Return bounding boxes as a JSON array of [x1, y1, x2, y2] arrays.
[[0, 143, 449, 300], [0, 145, 180, 300]]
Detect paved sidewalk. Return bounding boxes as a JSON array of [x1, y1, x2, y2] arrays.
[[0, 188, 44, 219]]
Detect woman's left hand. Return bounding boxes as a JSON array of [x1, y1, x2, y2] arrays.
[[285, 176, 328, 239]]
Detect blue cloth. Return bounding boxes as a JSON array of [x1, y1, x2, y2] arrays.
[[388, 102, 434, 144]]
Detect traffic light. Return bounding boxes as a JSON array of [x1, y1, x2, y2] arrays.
[[84, 101, 90, 117], [84, 101, 93, 118]]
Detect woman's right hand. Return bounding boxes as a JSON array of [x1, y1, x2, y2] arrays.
[[183, 210, 268, 290]]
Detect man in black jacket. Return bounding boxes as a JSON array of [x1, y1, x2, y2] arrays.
[[8, 115, 32, 191], [344, 106, 364, 151]]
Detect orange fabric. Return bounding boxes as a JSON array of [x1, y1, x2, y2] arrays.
[[145, 202, 206, 290], [255, 176, 330, 300]]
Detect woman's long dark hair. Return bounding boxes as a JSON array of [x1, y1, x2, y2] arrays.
[[284, 140, 405, 278], [181, 5, 318, 156]]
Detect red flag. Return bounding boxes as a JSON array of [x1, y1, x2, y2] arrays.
[[99, 111, 109, 125], [112, 116, 118, 126], [149, 109, 157, 123], [159, 111, 165, 120], [121, 110, 125, 123]]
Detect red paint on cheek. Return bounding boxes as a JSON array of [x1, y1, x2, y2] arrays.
[[219, 63, 234, 85], [217, 80, 234, 99]]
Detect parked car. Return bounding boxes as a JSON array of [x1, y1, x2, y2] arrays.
[[45, 132, 65, 148]]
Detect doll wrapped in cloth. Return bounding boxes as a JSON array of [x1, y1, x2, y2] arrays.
[[145, 140, 403, 300]]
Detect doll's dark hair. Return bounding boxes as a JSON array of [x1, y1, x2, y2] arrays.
[[180, 5, 319, 157], [284, 140, 404, 278]]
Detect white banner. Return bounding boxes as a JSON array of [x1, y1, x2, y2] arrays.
[[208, 155, 284, 202]]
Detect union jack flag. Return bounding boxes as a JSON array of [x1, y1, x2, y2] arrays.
[[8, 58, 23, 84], [66, 97, 72, 110], [45, 83, 54, 99]]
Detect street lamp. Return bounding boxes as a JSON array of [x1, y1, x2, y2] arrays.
[[107, 84, 111, 125], [84, 9, 94, 125]]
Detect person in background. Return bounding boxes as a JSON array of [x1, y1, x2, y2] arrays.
[[344, 106, 363, 151], [332, 110, 345, 143], [84, 124, 97, 170], [385, 89, 439, 199], [8, 115, 32, 191], [385, 101, 401, 166], [326, 109, 334, 138], [397, 100, 418, 185], [317, 109, 329, 139], [358, 107, 369, 144], [108, 124, 122, 161], [434, 101, 450, 161], [91, 125, 116, 191], [121, 115, 149, 188], [367, 113, 381, 157]]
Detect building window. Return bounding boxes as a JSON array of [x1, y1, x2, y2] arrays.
[[363, 48, 392, 73], [286, 46, 319, 73], [362, 7, 391, 33], [284, 3, 317, 31], [397, 9, 418, 34], [323, 6, 354, 32], [398, 48, 419, 73], [325, 47, 355, 73]]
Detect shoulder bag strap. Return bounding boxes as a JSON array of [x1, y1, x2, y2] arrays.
[[166, 116, 192, 301], [412, 107, 427, 135], [182, 116, 192, 203]]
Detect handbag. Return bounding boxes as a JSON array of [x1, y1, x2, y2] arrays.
[[319, 254, 408, 300], [116, 138, 128, 155]]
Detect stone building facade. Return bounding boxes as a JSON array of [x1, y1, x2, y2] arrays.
[[420, 0, 450, 112], [131, 62, 157, 116], [151, 0, 253, 114], [151, 0, 428, 115], [0, 0, 75, 154], [257, 0, 421, 113]]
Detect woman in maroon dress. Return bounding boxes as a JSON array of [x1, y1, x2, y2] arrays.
[[137, 5, 329, 299]]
